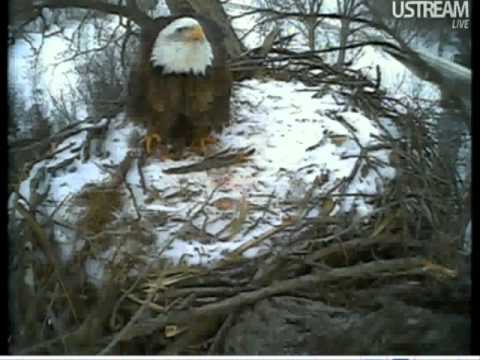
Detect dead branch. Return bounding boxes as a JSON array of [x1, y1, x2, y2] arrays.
[[16, 202, 79, 322], [99, 284, 157, 355], [117, 257, 444, 342], [32, 0, 152, 26], [163, 147, 255, 174], [228, 221, 294, 257], [207, 313, 236, 354], [305, 235, 404, 264]]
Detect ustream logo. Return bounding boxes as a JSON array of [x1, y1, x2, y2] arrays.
[[392, 0, 470, 29]]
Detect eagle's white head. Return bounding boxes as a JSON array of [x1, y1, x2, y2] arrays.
[[150, 17, 214, 76]]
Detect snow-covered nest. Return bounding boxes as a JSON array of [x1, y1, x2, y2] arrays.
[[12, 16, 453, 286], [14, 76, 399, 286]]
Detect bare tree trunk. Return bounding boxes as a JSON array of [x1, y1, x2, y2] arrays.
[[437, 29, 449, 57], [362, 0, 410, 49], [163, 0, 194, 13], [303, 17, 318, 51], [307, 24, 316, 51], [336, 19, 349, 67], [164, 0, 244, 58], [336, 0, 354, 68]]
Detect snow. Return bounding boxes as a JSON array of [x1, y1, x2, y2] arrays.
[[50, 162, 108, 202]]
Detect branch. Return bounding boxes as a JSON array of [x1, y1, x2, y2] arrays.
[[270, 40, 401, 57], [163, 147, 255, 174], [33, 0, 153, 27], [118, 257, 443, 341], [232, 7, 374, 27]]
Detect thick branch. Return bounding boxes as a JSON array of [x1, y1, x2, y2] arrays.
[[33, 0, 152, 26]]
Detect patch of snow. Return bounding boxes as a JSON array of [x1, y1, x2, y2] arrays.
[[50, 161, 108, 203]]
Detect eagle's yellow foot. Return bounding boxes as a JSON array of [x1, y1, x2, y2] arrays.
[[144, 133, 162, 155], [191, 135, 217, 155]]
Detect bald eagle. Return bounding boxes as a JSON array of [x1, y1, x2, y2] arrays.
[[127, 16, 233, 156]]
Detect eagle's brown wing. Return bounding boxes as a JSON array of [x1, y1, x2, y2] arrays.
[[127, 63, 175, 139], [126, 16, 172, 122], [210, 66, 233, 133], [184, 68, 232, 143]]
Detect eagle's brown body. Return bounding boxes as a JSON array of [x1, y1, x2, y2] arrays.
[[127, 16, 232, 154]]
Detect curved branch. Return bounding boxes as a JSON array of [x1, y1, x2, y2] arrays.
[[232, 7, 374, 26], [33, 0, 154, 27]]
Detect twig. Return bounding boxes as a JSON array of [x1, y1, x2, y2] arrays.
[[163, 147, 255, 174], [208, 313, 236, 354], [16, 330, 78, 355], [305, 235, 404, 264], [125, 293, 166, 312], [137, 151, 149, 194], [99, 284, 156, 355], [228, 220, 294, 257], [16, 202, 79, 323], [110, 263, 155, 330], [125, 181, 141, 221]]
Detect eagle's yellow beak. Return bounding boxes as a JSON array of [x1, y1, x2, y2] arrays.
[[186, 25, 205, 42]]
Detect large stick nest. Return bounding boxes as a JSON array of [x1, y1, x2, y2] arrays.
[[9, 57, 470, 355]]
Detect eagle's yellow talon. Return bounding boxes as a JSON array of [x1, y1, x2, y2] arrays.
[[145, 133, 162, 154], [192, 134, 217, 154]]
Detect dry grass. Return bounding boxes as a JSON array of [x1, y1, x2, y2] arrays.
[[77, 185, 124, 237]]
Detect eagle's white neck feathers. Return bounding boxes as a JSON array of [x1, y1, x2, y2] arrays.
[[150, 17, 214, 76]]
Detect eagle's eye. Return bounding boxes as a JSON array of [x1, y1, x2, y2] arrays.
[[176, 26, 189, 33]]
